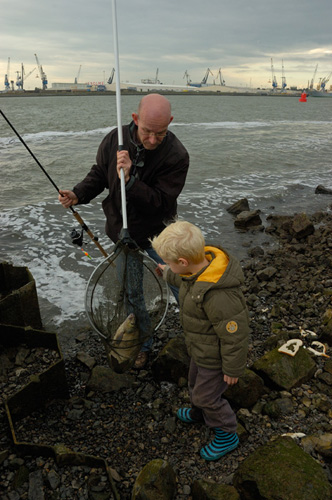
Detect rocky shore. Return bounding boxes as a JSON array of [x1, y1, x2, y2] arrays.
[[1, 198, 332, 499]]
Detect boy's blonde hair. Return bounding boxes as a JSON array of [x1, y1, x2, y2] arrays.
[[151, 220, 205, 264]]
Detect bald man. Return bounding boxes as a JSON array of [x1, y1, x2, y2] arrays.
[[59, 94, 189, 367]]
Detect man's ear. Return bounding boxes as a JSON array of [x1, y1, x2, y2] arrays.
[[132, 113, 139, 126], [178, 257, 189, 267]]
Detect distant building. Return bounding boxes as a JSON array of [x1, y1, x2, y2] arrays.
[[51, 82, 90, 91]]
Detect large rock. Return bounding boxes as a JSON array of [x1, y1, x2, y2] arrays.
[[131, 459, 177, 500], [301, 433, 332, 459], [265, 214, 293, 236], [252, 346, 316, 391], [265, 213, 315, 240], [224, 369, 267, 409], [227, 198, 250, 215], [291, 213, 315, 239], [315, 184, 332, 195], [256, 266, 277, 281], [233, 436, 332, 500], [86, 365, 135, 393], [191, 479, 240, 499], [234, 210, 262, 230], [151, 336, 190, 384]]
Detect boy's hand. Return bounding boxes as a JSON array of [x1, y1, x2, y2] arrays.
[[155, 263, 166, 277], [224, 375, 238, 386]]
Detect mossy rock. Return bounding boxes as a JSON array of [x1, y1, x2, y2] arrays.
[[224, 369, 267, 408], [132, 459, 177, 500], [191, 479, 240, 499], [233, 436, 332, 500], [86, 365, 135, 393], [252, 346, 316, 390]]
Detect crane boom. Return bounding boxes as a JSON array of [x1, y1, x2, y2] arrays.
[[216, 67, 225, 86], [25, 67, 37, 80], [320, 71, 332, 90], [34, 53, 48, 90], [201, 68, 213, 85], [309, 64, 318, 90], [74, 65, 82, 84], [108, 67, 115, 84]]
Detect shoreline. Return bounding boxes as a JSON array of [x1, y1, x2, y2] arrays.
[[0, 89, 303, 98]]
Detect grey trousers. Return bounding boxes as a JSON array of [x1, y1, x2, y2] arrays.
[[188, 358, 237, 433]]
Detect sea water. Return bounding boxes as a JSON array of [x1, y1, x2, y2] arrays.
[[0, 94, 331, 334]]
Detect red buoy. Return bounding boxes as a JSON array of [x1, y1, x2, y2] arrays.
[[299, 92, 307, 102]]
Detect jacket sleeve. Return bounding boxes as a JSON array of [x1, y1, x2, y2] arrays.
[[203, 289, 250, 378], [73, 133, 114, 204], [163, 266, 182, 288]]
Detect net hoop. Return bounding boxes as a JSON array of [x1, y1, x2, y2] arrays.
[[85, 244, 169, 342]]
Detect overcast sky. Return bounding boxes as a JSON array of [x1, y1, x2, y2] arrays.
[[1, 0, 332, 91]]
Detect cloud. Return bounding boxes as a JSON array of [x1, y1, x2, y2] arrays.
[[1, 0, 332, 90]]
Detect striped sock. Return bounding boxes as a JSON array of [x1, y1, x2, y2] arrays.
[[176, 407, 203, 424], [200, 428, 239, 461]]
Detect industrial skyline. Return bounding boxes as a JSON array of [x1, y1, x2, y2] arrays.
[[1, 0, 332, 91]]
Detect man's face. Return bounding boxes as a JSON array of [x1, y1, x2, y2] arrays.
[[132, 113, 172, 150]]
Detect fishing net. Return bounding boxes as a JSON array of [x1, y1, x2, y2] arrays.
[[85, 239, 169, 373], [85, 0, 170, 373]]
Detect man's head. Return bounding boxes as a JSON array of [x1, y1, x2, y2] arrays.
[[132, 94, 173, 150], [152, 220, 206, 271]]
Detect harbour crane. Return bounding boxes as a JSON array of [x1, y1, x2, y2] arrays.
[[108, 67, 115, 84], [214, 67, 225, 86], [17, 65, 37, 90], [320, 71, 332, 91], [141, 68, 160, 84], [183, 70, 191, 85], [271, 58, 278, 90], [309, 64, 318, 90], [34, 53, 48, 90], [186, 68, 213, 87], [4, 57, 10, 91], [281, 60, 287, 89], [201, 68, 213, 85], [74, 65, 82, 84], [16, 70, 23, 90]]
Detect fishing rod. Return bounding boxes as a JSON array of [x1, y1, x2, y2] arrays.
[[0, 109, 108, 258]]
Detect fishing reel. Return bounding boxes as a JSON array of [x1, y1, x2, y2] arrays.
[[70, 228, 84, 247]]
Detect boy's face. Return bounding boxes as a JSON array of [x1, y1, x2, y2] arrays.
[[164, 258, 188, 275]]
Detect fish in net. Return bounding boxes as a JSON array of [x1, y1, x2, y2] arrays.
[[85, 239, 169, 373]]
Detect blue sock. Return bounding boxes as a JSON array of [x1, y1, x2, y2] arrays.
[[176, 408, 203, 424], [200, 428, 239, 461]]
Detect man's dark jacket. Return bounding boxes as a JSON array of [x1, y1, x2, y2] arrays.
[[73, 122, 189, 249]]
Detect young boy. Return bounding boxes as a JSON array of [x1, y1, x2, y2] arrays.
[[151, 220, 250, 461]]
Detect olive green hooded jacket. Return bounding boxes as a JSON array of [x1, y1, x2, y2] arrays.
[[164, 245, 250, 377]]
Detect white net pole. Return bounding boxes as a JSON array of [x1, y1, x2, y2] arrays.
[[112, 0, 127, 229]]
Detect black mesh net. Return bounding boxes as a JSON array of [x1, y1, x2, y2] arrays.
[[85, 242, 169, 373]]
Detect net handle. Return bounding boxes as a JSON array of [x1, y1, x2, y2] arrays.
[[112, 0, 127, 230]]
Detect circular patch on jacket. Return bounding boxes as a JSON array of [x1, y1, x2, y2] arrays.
[[226, 321, 238, 333]]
